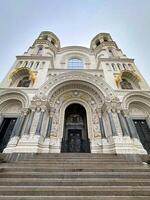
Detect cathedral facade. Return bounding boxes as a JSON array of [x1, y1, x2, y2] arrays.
[[0, 31, 150, 154]]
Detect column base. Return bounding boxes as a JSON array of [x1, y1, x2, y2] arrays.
[[3, 136, 20, 153]]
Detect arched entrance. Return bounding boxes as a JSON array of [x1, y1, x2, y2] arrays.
[[61, 103, 90, 153]]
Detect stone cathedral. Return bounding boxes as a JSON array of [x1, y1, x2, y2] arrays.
[[0, 31, 150, 155]]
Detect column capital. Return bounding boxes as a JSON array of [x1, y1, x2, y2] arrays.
[[49, 107, 56, 117], [96, 108, 102, 118], [41, 106, 47, 112], [122, 109, 129, 117], [21, 108, 29, 116], [30, 106, 36, 112]]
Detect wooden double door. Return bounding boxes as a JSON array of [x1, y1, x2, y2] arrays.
[[0, 118, 17, 152], [133, 119, 150, 153]]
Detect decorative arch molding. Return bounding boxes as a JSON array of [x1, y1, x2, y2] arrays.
[[9, 67, 36, 85], [122, 91, 150, 110], [37, 71, 116, 99], [0, 89, 29, 108], [115, 70, 141, 89], [60, 46, 91, 54], [0, 100, 22, 113], [52, 98, 94, 140], [60, 52, 91, 66], [48, 80, 105, 107], [129, 102, 150, 117]]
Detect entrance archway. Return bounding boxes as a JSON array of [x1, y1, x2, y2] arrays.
[[61, 103, 90, 153]]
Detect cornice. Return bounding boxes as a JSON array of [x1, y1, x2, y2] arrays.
[[16, 55, 53, 61], [99, 57, 134, 62], [59, 46, 93, 55], [47, 68, 104, 73]]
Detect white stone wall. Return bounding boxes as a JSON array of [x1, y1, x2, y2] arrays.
[[0, 31, 149, 154]]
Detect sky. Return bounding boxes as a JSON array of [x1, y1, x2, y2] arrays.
[[0, 0, 150, 84]]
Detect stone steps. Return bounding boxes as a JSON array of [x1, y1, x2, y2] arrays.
[[0, 178, 150, 186], [0, 153, 150, 199], [1, 171, 150, 179], [1, 166, 150, 172], [0, 197, 150, 200], [0, 186, 150, 196]]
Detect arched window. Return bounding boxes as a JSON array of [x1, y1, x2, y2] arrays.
[[68, 58, 84, 69], [117, 63, 122, 71], [95, 39, 100, 47], [37, 46, 43, 55], [42, 35, 48, 40], [104, 37, 109, 42], [17, 76, 31, 87], [24, 61, 28, 68], [108, 49, 113, 57], [120, 79, 133, 89], [111, 63, 116, 71], [122, 64, 127, 70], [51, 39, 56, 45], [29, 61, 34, 68]]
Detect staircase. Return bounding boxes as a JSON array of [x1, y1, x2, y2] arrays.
[[0, 153, 150, 199]]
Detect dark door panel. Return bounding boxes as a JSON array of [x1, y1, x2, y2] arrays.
[[0, 118, 17, 152], [133, 120, 150, 153]]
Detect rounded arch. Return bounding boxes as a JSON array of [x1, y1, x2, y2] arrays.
[[57, 98, 93, 141], [116, 70, 141, 89], [122, 92, 150, 111], [129, 102, 150, 117], [48, 80, 105, 107], [38, 71, 115, 99], [60, 51, 91, 69], [0, 99, 22, 114], [0, 89, 30, 109], [9, 67, 36, 86], [61, 102, 90, 153]]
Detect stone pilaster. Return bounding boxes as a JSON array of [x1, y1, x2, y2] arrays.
[[24, 107, 36, 135], [108, 110, 117, 136], [123, 110, 139, 139], [35, 107, 46, 135], [0, 114, 4, 127], [117, 111, 130, 137], [46, 107, 55, 138], [12, 109, 27, 138], [15, 109, 29, 137]]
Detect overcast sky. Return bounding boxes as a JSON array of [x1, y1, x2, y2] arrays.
[[0, 0, 150, 84]]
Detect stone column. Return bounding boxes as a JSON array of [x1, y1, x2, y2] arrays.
[[14, 109, 29, 137], [146, 116, 150, 129], [46, 107, 55, 138], [98, 115, 106, 139], [123, 111, 139, 139], [0, 114, 4, 127], [24, 107, 36, 135], [35, 107, 45, 135], [108, 110, 117, 136], [117, 111, 130, 137]]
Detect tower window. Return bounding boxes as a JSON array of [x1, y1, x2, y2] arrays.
[[108, 49, 113, 57], [111, 63, 116, 71], [120, 79, 133, 89], [68, 58, 84, 69], [117, 63, 121, 71], [17, 76, 31, 87], [122, 64, 127, 70], [37, 46, 43, 55], [95, 40, 100, 47], [51, 39, 56, 45], [30, 61, 34, 68], [24, 61, 28, 68], [35, 62, 40, 69], [104, 37, 109, 42], [42, 35, 48, 40], [17, 61, 23, 68]]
